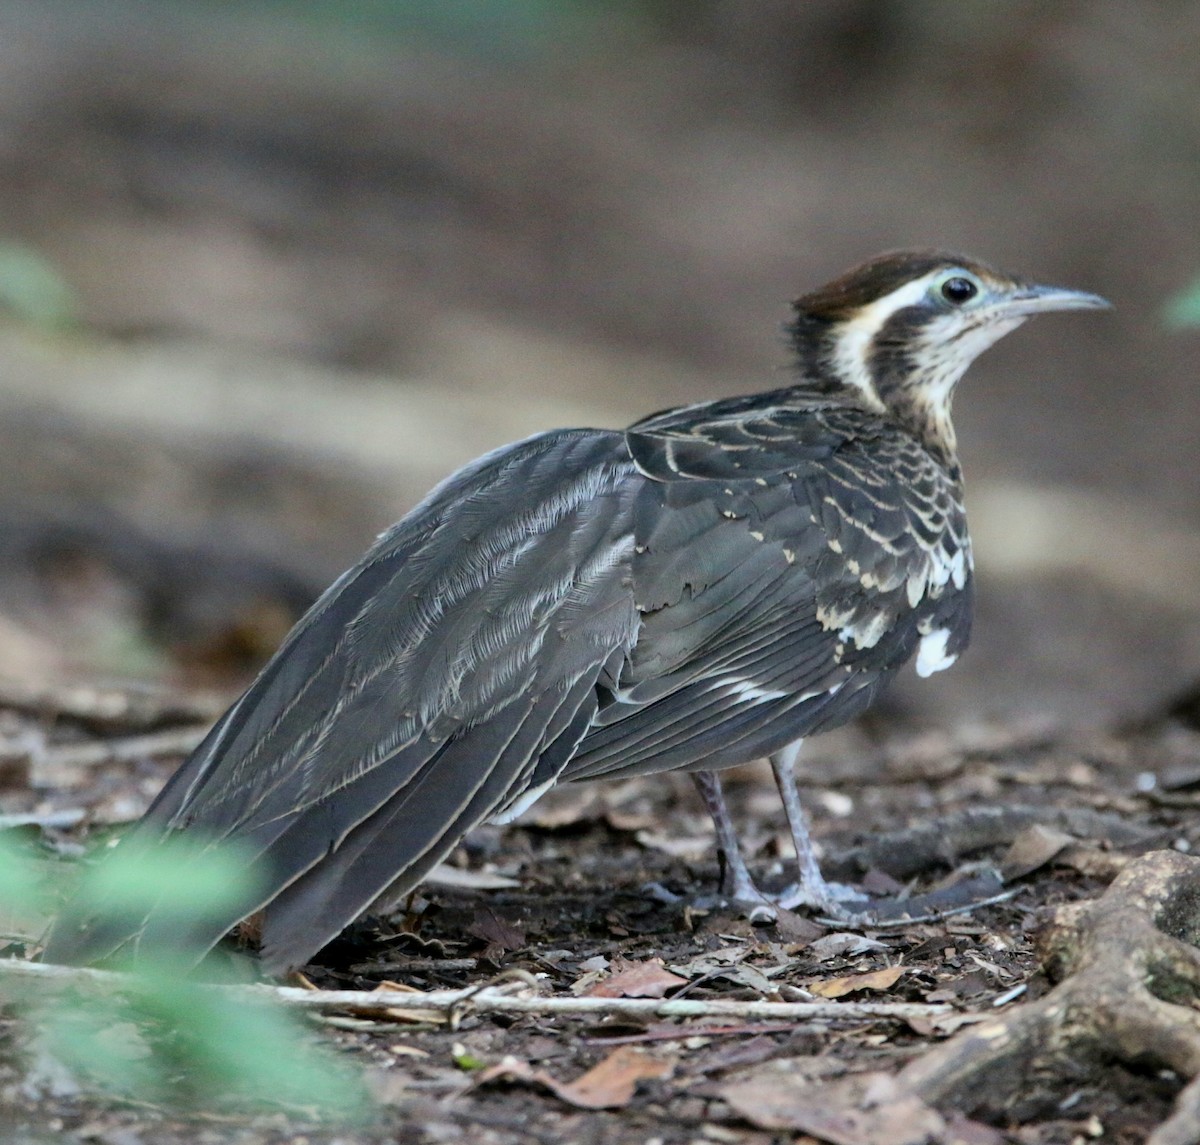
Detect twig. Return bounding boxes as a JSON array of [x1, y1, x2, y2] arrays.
[[349, 957, 480, 974], [828, 804, 1157, 881], [1, 957, 951, 1022], [582, 1021, 801, 1045], [0, 678, 224, 731], [834, 887, 1023, 932], [30, 728, 210, 771], [0, 809, 86, 830]]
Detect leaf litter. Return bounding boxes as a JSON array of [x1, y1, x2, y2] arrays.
[[5, 697, 1199, 1143]]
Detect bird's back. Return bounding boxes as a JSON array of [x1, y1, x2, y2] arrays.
[[567, 389, 973, 781]]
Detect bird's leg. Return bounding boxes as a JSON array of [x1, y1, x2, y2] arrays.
[[691, 770, 776, 923], [769, 742, 867, 915]]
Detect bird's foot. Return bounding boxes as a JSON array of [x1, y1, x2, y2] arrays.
[[703, 870, 1011, 929], [699, 869, 867, 925], [692, 864, 794, 923], [775, 878, 868, 914]]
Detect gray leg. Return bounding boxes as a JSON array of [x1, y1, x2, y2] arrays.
[[769, 742, 866, 913], [691, 770, 775, 922]]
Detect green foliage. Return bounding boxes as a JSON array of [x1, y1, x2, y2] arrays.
[[0, 242, 77, 329], [0, 832, 46, 912], [1164, 275, 1200, 329], [73, 834, 259, 971], [0, 832, 371, 1121], [168, 0, 654, 60], [38, 973, 367, 1115]]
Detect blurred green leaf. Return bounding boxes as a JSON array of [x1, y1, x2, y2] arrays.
[[26, 833, 370, 1118], [0, 832, 45, 913], [1164, 275, 1200, 329], [173, 0, 650, 60], [0, 242, 76, 329], [0, 836, 69, 945], [148, 984, 369, 1114], [80, 835, 258, 919], [452, 1044, 487, 1070], [40, 997, 164, 1099], [39, 978, 369, 1116]]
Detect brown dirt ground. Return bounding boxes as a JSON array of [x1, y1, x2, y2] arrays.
[[3, 688, 1198, 1144]]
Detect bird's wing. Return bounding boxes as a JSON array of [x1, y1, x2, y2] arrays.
[[44, 429, 641, 972], [562, 399, 973, 781]]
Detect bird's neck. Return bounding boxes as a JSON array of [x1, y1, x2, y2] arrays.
[[791, 313, 962, 470]]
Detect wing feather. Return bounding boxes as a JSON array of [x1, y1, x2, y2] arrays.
[[565, 404, 971, 783], [44, 430, 640, 970]]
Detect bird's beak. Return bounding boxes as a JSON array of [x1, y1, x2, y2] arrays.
[[999, 283, 1112, 317]]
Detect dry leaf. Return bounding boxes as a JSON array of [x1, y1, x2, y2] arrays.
[[524, 786, 604, 828], [570, 970, 608, 996], [585, 958, 688, 999], [806, 933, 890, 962], [808, 966, 904, 999], [475, 1056, 542, 1091], [771, 906, 827, 943], [721, 1070, 943, 1144], [635, 830, 713, 859], [552, 1047, 673, 1109], [999, 824, 1076, 881], [905, 1011, 991, 1037], [475, 1048, 671, 1111], [860, 868, 905, 896], [721, 964, 775, 995], [1055, 843, 1129, 880], [425, 864, 521, 890], [466, 906, 525, 952], [606, 808, 660, 832]]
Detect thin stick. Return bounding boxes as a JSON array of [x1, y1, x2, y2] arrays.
[[0, 809, 86, 830], [0, 678, 223, 731], [1, 958, 951, 1022], [29, 728, 210, 771]]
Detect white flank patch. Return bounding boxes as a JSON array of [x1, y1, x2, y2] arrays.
[[915, 627, 957, 677], [490, 778, 556, 825], [950, 545, 969, 588]]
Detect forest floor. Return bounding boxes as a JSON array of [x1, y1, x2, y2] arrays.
[[3, 680, 1200, 1144]]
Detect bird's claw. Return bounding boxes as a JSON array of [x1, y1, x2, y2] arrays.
[[702, 878, 868, 926], [775, 879, 868, 913]]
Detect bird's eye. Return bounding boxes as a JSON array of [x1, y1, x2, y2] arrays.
[[940, 277, 978, 305]]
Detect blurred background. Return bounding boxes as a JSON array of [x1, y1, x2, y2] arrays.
[[0, 0, 1197, 730]]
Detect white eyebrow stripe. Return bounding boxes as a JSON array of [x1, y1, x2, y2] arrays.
[[828, 274, 938, 409]]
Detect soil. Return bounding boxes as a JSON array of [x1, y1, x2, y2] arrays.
[[3, 686, 1199, 1144]]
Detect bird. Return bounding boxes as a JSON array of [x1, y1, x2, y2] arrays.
[[43, 250, 1108, 974]]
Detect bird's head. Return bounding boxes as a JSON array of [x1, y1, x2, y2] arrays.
[[789, 250, 1109, 459]]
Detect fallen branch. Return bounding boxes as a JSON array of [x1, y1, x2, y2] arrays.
[[0, 808, 86, 830], [27, 727, 209, 772], [1, 956, 950, 1024], [828, 803, 1159, 882], [0, 678, 223, 731]]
